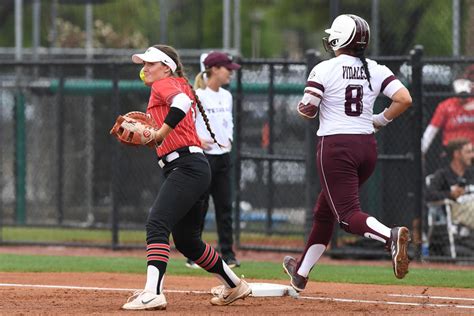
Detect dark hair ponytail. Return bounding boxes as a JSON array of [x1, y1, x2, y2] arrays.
[[154, 44, 222, 147], [355, 49, 373, 91], [188, 85, 223, 148]]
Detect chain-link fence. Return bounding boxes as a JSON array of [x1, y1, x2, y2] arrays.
[[419, 57, 474, 261], [232, 59, 308, 252], [1, 49, 473, 263]]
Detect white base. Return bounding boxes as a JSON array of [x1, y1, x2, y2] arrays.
[[249, 282, 299, 297], [211, 282, 299, 298]]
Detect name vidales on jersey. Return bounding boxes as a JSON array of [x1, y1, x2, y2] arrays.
[[302, 54, 404, 136]]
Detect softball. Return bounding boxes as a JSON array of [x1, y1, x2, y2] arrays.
[[139, 68, 146, 82]]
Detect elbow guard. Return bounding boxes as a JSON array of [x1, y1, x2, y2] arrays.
[[297, 91, 321, 119], [164, 107, 186, 128]]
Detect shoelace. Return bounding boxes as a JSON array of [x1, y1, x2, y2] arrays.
[[213, 285, 228, 297], [219, 287, 233, 299], [384, 238, 393, 252], [126, 290, 144, 303]]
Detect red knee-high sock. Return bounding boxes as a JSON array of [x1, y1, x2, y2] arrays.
[[194, 243, 240, 287]]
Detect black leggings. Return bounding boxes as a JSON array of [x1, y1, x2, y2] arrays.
[[201, 153, 234, 258], [146, 153, 211, 260]]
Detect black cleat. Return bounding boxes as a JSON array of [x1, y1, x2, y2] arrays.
[[224, 257, 241, 268], [282, 256, 308, 292]]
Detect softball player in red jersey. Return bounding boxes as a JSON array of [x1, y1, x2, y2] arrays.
[[422, 96, 474, 154], [121, 45, 250, 311], [283, 14, 413, 292], [422, 65, 474, 154]]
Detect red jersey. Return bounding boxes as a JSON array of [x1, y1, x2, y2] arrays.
[[429, 97, 474, 145], [146, 77, 201, 157]]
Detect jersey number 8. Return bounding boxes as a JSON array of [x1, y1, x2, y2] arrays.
[[344, 84, 363, 116]]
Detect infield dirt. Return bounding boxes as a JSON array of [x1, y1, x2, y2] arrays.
[[0, 246, 473, 315]]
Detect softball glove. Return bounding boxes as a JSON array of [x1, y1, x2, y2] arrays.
[[110, 111, 160, 148]]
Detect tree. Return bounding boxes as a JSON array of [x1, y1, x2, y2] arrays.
[[0, 0, 461, 58]]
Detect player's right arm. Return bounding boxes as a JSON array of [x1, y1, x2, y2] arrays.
[[297, 67, 324, 119], [421, 99, 450, 153], [297, 90, 322, 119]]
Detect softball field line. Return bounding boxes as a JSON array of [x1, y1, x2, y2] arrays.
[[0, 283, 473, 310]]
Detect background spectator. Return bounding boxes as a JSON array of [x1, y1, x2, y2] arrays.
[[422, 66, 474, 156], [426, 138, 474, 229]]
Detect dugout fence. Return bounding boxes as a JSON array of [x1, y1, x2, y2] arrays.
[[0, 46, 473, 263]]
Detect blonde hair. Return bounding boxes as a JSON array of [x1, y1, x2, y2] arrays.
[[193, 70, 211, 90]]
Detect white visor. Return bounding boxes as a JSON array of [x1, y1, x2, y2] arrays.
[[199, 53, 208, 72], [453, 78, 472, 94], [132, 47, 177, 73]]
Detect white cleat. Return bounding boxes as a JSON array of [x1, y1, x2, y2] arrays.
[[121, 290, 167, 310], [210, 280, 251, 306], [211, 285, 225, 296]]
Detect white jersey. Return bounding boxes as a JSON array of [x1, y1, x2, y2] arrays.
[[195, 86, 234, 154], [306, 54, 405, 136]]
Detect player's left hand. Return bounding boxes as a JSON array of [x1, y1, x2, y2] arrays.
[[110, 111, 161, 148], [200, 137, 214, 150], [372, 108, 392, 133]]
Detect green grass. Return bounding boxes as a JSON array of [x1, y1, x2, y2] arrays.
[[2, 227, 146, 244], [0, 253, 472, 288], [1, 226, 301, 244]]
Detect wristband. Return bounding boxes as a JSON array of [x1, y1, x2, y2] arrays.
[[372, 109, 392, 127]]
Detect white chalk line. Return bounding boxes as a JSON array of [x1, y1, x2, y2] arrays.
[[0, 283, 208, 294], [0, 283, 473, 310], [388, 293, 474, 302], [298, 295, 474, 310]]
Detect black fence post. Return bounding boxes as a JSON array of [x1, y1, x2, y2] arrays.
[[0, 64, 2, 242], [111, 64, 120, 250], [266, 63, 275, 235], [304, 50, 321, 241], [234, 60, 243, 248], [14, 87, 26, 225], [410, 45, 424, 259], [57, 68, 65, 225]]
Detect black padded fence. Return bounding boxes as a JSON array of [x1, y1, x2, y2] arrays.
[[0, 49, 473, 263]]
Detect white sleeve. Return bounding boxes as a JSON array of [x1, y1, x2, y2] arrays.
[[305, 65, 325, 96], [227, 92, 234, 142], [377, 65, 405, 98], [421, 124, 439, 154], [194, 89, 211, 139], [171, 92, 192, 113]]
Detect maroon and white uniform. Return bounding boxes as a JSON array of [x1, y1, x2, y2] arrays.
[[306, 54, 404, 136], [295, 54, 407, 276], [287, 13, 411, 286]]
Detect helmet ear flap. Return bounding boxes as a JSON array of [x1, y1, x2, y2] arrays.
[[322, 37, 331, 52]]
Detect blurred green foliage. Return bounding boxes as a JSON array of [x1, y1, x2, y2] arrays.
[[0, 0, 467, 58]]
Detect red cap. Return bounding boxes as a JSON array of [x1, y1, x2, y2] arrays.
[[203, 52, 241, 70]]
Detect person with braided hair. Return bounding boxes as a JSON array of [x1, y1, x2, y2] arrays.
[[283, 14, 413, 292], [121, 44, 250, 310], [184, 52, 241, 270]]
